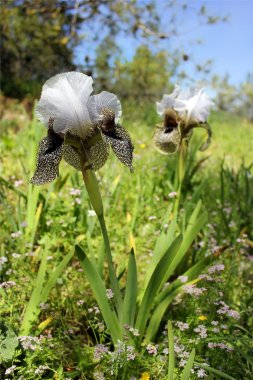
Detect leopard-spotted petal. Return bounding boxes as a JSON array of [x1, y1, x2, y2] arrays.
[[84, 131, 110, 171], [103, 125, 134, 172], [153, 126, 181, 155], [63, 144, 82, 171], [30, 127, 64, 185]]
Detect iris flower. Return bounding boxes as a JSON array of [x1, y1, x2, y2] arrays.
[[31, 72, 134, 185], [154, 86, 214, 155]]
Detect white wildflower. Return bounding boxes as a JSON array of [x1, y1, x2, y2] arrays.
[[88, 209, 96, 217], [5, 365, 16, 375], [178, 275, 188, 283]]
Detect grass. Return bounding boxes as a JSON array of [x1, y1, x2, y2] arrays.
[[0, 101, 253, 379]]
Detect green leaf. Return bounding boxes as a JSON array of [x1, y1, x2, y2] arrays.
[[156, 256, 210, 304], [75, 245, 122, 345], [0, 329, 19, 362], [145, 287, 183, 343], [135, 235, 182, 337], [150, 204, 176, 264], [20, 244, 49, 335], [180, 349, 195, 380], [168, 321, 175, 380], [145, 256, 210, 342], [41, 250, 74, 302], [98, 215, 123, 317], [122, 249, 137, 326], [167, 211, 207, 279]]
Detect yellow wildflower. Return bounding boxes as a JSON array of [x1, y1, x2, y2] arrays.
[[198, 315, 207, 321], [140, 372, 150, 380]]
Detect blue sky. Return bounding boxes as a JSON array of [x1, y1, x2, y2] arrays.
[[76, 0, 253, 86], [165, 0, 253, 85]]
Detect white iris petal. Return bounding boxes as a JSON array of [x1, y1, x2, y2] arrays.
[[36, 72, 98, 137], [174, 88, 214, 125], [156, 85, 180, 116], [88, 91, 122, 122]]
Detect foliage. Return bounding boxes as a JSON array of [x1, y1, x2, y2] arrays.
[[0, 104, 253, 378], [212, 74, 253, 122], [94, 44, 172, 102], [0, 0, 78, 98]]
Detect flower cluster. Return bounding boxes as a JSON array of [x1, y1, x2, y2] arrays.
[[208, 264, 225, 274], [94, 344, 109, 361], [175, 321, 190, 331], [194, 324, 208, 339], [217, 301, 240, 320], [146, 343, 158, 355], [31, 72, 134, 185], [154, 86, 214, 154], [0, 281, 17, 289], [183, 283, 207, 297], [19, 335, 41, 350], [207, 342, 234, 352]]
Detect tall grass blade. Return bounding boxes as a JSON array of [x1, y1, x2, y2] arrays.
[[20, 244, 49, 335], [122, 249, 137, 326], [180, 349, 195, 380], [41, 251, 74, 302], [135, 235, 182, 336], [145, 286, 185, 343], [156, 257, 210, 304], [75, 245, 122, 345], [98, 215, 123, 318], [167, 321, 174, 380]]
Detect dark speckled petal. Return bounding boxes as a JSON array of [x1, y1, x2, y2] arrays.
[[103, 125, 134, 172], [84, 131, 110, 171], [30, 122, 64, 185], [63, 145, 82, 170], [153, 125, 181, 155]]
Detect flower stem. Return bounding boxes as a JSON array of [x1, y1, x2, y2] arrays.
[[98, 214, 123, 318], [80, 144, 123, 317], [82, 168, 104, 217], [174, 139, 187, 215]]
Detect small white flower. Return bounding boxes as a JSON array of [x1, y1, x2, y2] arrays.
[[106, 288, 114, 299], [87, 209, 96, 217], [5, 365, 16, 375], [197, 368, 207, 378], [178, 275, 188, 284], [168, 191, 177, 198]]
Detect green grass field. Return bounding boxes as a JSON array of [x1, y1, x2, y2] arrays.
[[0, 104, 253, 379]]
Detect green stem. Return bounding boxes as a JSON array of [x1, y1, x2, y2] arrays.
[[173, 139, 187, 216], [98, 214, 123, 319], [82, 168, 104, 218], [80, 144, 122, 318]]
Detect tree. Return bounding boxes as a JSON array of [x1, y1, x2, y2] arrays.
[[113, 45, 172, 102], [0, 0, 79, 97]]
